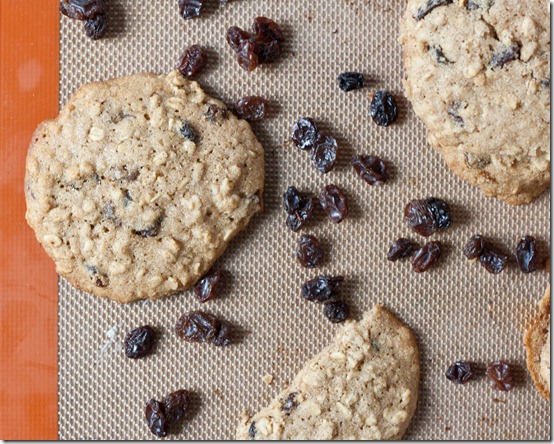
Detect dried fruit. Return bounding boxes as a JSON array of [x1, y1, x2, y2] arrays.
[[84, 14, 107, 40], [310, 135, 338, 173], [352, 155, 388, 186], [486, 360, 514, 391], [177, 44, 207, 78], [252, 17, 284, 43], [301, 275, 344, 303], [425, 197, 452, 229], [319, 184, 348, 223], [125, 326, 156, 359], [463, 235, 485, 260], [132, 217, 162, 237], [236, 38, 260, 72], [180, 123, 199, 142], [370, 90, 398, 126], [145, 399, 169, 438], [212, 321, 230, 347], [178, 0, 204, 20], [295, 234, 324, 268], [163, 389, 191, 423], [248, 422, 257, 439], [281, 392, 298, 413], [233, 96, 268, 122], [324, 300, 350, 323], [429, 46, 451, 65], [194, 270, 226, 302], [226, 26, 251, 52], [490, 44, 520, 69], [257, 40, 281, 63], [412, 241, 442, 272], [515, 236, 538, 273], [60, 0, 106, 20], [291, 117, 319, 151], [387, 238, 415, 262], [404, 198, 451, 236], [204, 103, 227, 121], [413, 0, 453, 20], [175, 311, 230, 346], [283, 186, 314, 232], [478, 243, 508, 274], [445, 361, 475, 384], [337, 72, 365, 92]]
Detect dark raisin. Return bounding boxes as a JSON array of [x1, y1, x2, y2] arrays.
[[163, 389, 191, 423], [425, 197, 452, 229], [212, 321, 231, 347], [60, 0, 106, 20], [478, 243, 508, 274], [132, 217, 162, 237], [413, 0, 453, 20], [205, 103, 227, 121], [258, 40, 282, 63], [351, 155, 388, 186], [324, 300, 349, 323], [295, 234, 324, 268], [178, 0, 204, 20], [337, 72, 365, 92], [490, 44, 520, 69], [283, 186, 314, 232], [175, 311, 220, 343], [412, 241, 442, 272], [291, 117, 319, 151], [430, 46, 451, 65], [319, 184, 348, 223], [463, 235, 485, 260], [541, 79, 550, 88], [180, 123, 199, 142], [145, 399, 169, 438], [248, 422, 257, 439], [466, 0, 494, 9], [194, 270, 226, 303], [486, 360, 514, 391], [281, 393, 298, 413], [236, 38, 260, 72], [234, 96, 268, 122], [445, 361, 475, 384], [252, 17, 284, 43], [310, 135, 338, 173], [404, 200, 435, 236], [515, 236, 538, 273], [448, 101, 465, 126], [125, 326, 156, 359], [226, 26, 251, 53], [177, 45, 207, 79], [302, 275, 344, 303], [84, 14, 107, 40], [284, 186, 309, 213], [86, 265, 109, 287], [387, 238, 415, 261], [370, 90, 398, 126]]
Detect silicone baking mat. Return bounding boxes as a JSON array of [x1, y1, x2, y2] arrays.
[[57, 0, 550, 439]]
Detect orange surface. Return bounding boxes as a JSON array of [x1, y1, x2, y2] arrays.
[[0, 0, 59, 439]]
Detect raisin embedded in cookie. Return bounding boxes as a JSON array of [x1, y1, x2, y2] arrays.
[[24, 71, 264, 303], [399, 0, 550, 204]]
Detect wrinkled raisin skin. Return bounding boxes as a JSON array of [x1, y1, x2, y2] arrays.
[[236, 38, 260, 72], [296, 234, 324, 268], [252, 17, 284, 43], [145, 399, 169, 438], [178, 0, 204, 20], [163, 389, 191, 423], [311, 135, 338, 174], [404, 199, 436, 236], [412, 241, 442, 272], [180, 123, 199, 142], [463, 235, 485, 260], [370, 90, 398, 127], [281, 392, 298, 413], [194, 271, 226, 303], [515, 236, 538, 273], [84, 14, 107, 40], [234, 96, 268, 122], [324, 300, 350, 323], [337, 72, 365, 92], [291, 118, 319, 151], [178, 45, 207, 78], [445, 361, 475, 384], [387, 238, 414, 262], [478, 243, 508, 274], [352, 155, 389, 186], [319, 184, 348, 223], [425, 197, 452, 229], [125, 325, 156, 359], [283, 186, 314, 232], [302, 275, 343, 303], [486, 360, 514, 391], [226, 26, 251, 53], [60, 0, 106, 20], [175, 311, 230, 346]]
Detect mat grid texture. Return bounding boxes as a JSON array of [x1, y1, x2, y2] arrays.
[[58, 0, 550, 439]]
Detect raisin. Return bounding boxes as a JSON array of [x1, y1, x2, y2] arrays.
[[448, 101, 465, 127], [236, 38, 260, 72], [248, 422, 257, 439], [351, 155, 388, 186], [404, 200, 435, 236], [84, 14, 107, 40], [60, 0, 106, 20], [178, 0, 203, 20], [515, 236, 538, 273], [163, 389, 191, 423], [194, 270, 226, 302], [324, 300, 350, 323], [302, 275, 344, 303], [310, 135, 338, 173], [212, 321, 230, 347], [295, 234, 324, 268], [490, 44, 520, 69], [125, 326, 156, 359], [425, 197, 452, 229], [370, 90, 398, 126], [337, 72, 365, 92], [281, 393, 298, 413], [543, 255, 550, 271], [463, 235, 485, 260], [234, 96, 268, 122], [445, 361, 475, 384], [430, 46, 451, 65], [258, 40, 282, 63], [180, 123, 199, 142], [252, 17, 284, 43], [387, 238, 415, 262], [486, 360, 514, 391], [283, 186, 314, 232], [226, 26, 251, 53], [478, 243, 508, 274], [319, 184, 348, 223], [145, 399, 169, 438], [132, 217, 162, 237], [177, 44, 207, 79], [412, 241, 442, 272], [204, 103, 227, 122], [176, 311, 224, 344], [291, 117, 319, 151], [413, 0, 453, 20]]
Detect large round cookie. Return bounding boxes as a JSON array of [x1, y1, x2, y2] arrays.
[[399, 0, 550, 204], [25, 71, 264, 303]]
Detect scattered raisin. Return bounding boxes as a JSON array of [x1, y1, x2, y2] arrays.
[[323, 300, 349, 323], [337, 72, 365, 92], [413, 0, 453, 20], [226, 26, 251, 53], [296, 234, 324, 268], [404, 198, 451, 236], [478, 243, 508, 274], [490, 44, 520, 69], [163, 389, 191, 423], [351, 155, 389, 186], [445, 361, 475, 384], [370, 90, 398, 127], [125, 326, 156, 359], [84, 14, 107, 40], [252, 17, 284, 43], [60, 0, 106, 20], [177, 44, 207, 78], [515, 236, 538, 273], [180, 123, 199, 142], [145, 399, 169, 438], [486, 360, 514, 391], [281, 392, 298, 413], [236, 38, 260, 72], [233, 96, 268, 122], [283, 186, 314, 232], [412, 241, 442, 272], [387, 238, 415, 262], [319, 184, 348, 223], [248, 422, 257, 439], [425, 197, 452, 229], [463, 235, 485, 260], [175, 311, 229, 346], [194, 270, 226, 303], [178, 0, 204, 20], [302, 275, 344, 303], [310, 135, 338, 173], [212, 321, 230, 347], [291, 117, 319, 151]]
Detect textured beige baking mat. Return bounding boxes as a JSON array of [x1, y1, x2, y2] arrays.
[[58, 0, 550, 439]]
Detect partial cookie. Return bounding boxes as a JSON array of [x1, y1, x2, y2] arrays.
[[236, 305, 419, 440], [524, 285, 550, 400], [399, 0, 550, 204], [25, 71, 264, 303]]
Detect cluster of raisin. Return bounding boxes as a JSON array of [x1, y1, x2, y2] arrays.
[[445, 360, 514, 392], [60, 0, 108, 40], [291, 118, 338, 174], [145, 389, 191, 437], [302, 275, 349, 323]]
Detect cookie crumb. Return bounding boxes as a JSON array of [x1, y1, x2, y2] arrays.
[[262, 374, 274, 385]]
